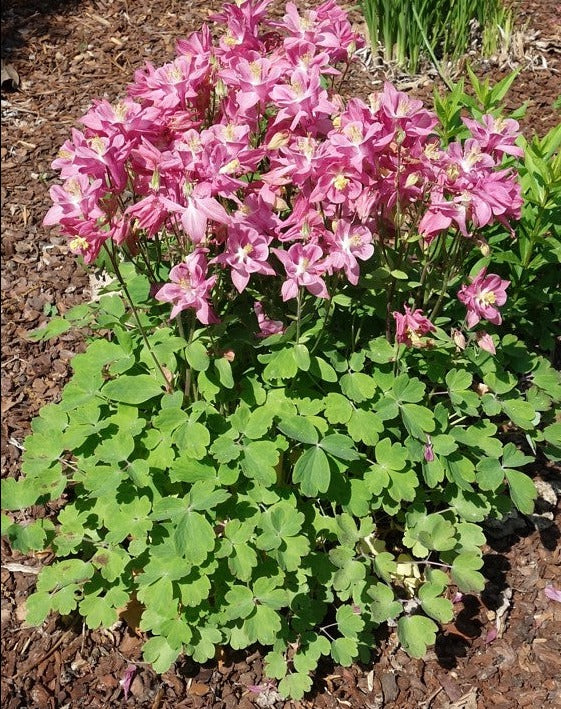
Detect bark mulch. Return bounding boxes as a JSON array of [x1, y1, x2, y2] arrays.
[[1, 1, 560, 707]]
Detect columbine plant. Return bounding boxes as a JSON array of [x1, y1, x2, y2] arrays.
[[3, 0, 560, 700]]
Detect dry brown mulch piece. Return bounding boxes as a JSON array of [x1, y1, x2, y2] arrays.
[[1, 0, 560, 707]]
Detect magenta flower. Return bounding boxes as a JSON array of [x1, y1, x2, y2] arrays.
[[324, 222, 374, 285], [424, 439, 435, 462], [155, 249, 218, 324], [272, 242, 329, 301], [213, 226, 275, 292], [463, 114, 524, 159], [393, 306, 436, 347], [457, 268, 510, 329]]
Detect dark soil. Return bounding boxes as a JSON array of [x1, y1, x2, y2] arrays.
[[1, 1, 560, 707]]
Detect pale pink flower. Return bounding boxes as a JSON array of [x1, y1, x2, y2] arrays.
[[272, 242, 329, 300], [393, 306, 436, 347], [155, 249, 218, 324], [452, 329, 467, 351], [254, 301, 285, 338], [458, 268, 510, 328], [476, 331, 496, 355]]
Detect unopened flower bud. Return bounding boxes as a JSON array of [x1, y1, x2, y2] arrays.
[[452, 329, 466, 350], [475, 382, 490, 396], [267, 131, 290, 150], [476, 237, 490, 257], [476, 331, 496, 355], [215, 78, 228, 99], [150, 169, 160, 191], [219, 158, 241, 175]]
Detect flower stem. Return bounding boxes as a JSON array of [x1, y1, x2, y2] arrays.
[[103, 243, 171, 392]]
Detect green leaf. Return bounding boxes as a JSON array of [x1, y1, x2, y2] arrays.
[[265, 651, 288, 680], [25, 591, 52, 626], [330, 636, 358, 666], [368, 583, 402, 623], [80, 589, 129, 628], [347, 408, 383, 446], [241, 440, 279, 485], [324, 393, 353, 424], [278, 672, 313, 700], [244, 604, 282, 645], [309, 356, 338, 382], [173, 421, 210, 459], [225, 585, 255, 619], [142, 636, 181, 674], [293, 344, 311, 371], [191, 627, 222, 664], [1, 476, 43, 510], [451, 552, 485, 592], [412, 515, 456, 551], [476, 458, 505, 491], [392, 375, 425, 403], [446, 369, 473, 392], [320, 434, 359, 461], [400, 403, 435, 438], [263, 347, 298, 381], [175, 511, 215, 565], [102, 374, 163, 404], [185, 340, 210, 371], [505, 469, 537, 514], [214, 357, 234, 389], [501, 399, 537, 430], [418, 584, 454, 623], [340, 372, 376, 403], [277, 415, 318, 444], [368, 337, 395, 363], [210, 434, 241, 464], [397, 615, 438, 658], [293, 446, 331, 496], [336, 605, 364, 639], [7, 519, 51, 553]]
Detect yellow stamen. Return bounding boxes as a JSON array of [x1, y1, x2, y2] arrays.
[[333, 174, 349, 191]]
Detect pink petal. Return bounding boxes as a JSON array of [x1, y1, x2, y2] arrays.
[[545, 585, 561, 603], [484, 627, 497, 644], [120, 665, 136, 700]]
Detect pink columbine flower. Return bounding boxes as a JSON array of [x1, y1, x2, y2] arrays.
[[155, 249, 218, 324], [213, 226, 275, 292], [254, 301, 285, 338], [393, 306, 436, 347], [457, 268, 510, 329], [462, 114, 524, 159], [272, 242, 329, 301], [324, 221, 374, 285]]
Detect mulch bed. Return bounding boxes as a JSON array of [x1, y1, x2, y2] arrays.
[[1, 0, 560, 707]]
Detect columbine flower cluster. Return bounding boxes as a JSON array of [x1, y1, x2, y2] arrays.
[[44, 0, 522, 342]]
